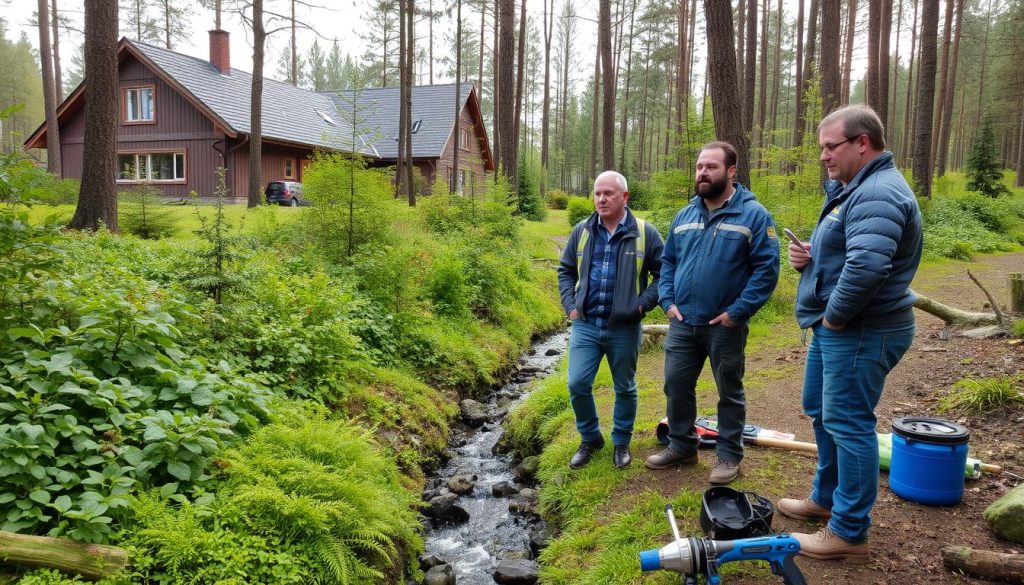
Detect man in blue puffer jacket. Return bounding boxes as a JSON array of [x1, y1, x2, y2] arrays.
[[780, 105, 922, 563], [644, 141, 780, 485]]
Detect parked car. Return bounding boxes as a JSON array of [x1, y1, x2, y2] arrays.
[[265, 181, 306, 207]]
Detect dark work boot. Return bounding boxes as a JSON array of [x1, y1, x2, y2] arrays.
[[569, 438, 605, 469], [644, 447, 698, 470], [613, 445, 632, 469]]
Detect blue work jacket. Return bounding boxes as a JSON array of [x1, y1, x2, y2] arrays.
[[659, 183, 780, 325]]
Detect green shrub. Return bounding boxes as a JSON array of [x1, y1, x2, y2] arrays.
[[1012, 320, 1024, 339], [547, 189, 569, 210], [517, 159, 546, 221], [119, 184, 178, 239], [425, 248, 469, 317], [119, 417, 423, 584], [567, 197, 593, 227], [627, 181, 653, 210], [0, 217, 270, 542], [938, 376, 1024, 414]]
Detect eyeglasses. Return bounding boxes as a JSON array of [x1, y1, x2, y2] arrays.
[[820, 134, 862, 153]]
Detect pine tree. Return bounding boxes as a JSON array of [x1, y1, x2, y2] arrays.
[[966, 116, 1010, 198]]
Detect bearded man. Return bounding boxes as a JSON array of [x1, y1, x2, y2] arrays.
[[644, 141, 780, 485]]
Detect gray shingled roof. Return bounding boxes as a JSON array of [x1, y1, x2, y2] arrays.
[[130, 40, 475, 160], [321, 83, 475, 160]]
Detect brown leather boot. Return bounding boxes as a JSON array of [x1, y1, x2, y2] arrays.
[[793, 527, 869, 563], [778, 497, 832, 521]]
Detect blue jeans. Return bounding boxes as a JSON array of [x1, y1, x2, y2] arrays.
[[566, 319, 642, 446], [803, 322, 915, 542], [663, 321, 748, 462]]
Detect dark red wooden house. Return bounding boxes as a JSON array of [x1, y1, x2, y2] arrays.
[[25, 33, 494, 199]]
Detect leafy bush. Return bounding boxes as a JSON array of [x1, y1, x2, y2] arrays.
[[425, 247, 469, 317], [920, 195, 1018, 260], [567, 197, 593, 227], [546, 189, 569, 210], [0, 215, 270, 542], [1012, 319, 1024, 339]]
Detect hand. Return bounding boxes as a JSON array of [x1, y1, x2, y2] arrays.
[[569, 309, 580, 320], [709, 311, 737, 328], [822, 317, 845, 331], [666, 305, 684, 322], [788, 241, 812, 270]]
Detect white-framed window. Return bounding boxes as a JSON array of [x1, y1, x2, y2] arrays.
[[124, 86, 155, 123], [117, 152, 186, 182], [284, 158, 296, 179]]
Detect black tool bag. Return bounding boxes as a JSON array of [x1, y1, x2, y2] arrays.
[[699, 486, 775, 540]]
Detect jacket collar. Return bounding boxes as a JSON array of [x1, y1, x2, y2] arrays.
[[689, 182, 754, 217], [585, 207, 640, 237], [825, 151, 895, 200]]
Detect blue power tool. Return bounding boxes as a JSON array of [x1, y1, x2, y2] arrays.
[[638, 505, 806, 585]]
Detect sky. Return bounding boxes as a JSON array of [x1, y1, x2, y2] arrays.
[[1, 0, 874, 95]]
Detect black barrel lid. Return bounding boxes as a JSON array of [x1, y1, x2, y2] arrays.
[[892, 417, 970, 444]]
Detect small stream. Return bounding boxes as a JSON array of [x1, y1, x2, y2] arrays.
[[421, 330, 569, 584]]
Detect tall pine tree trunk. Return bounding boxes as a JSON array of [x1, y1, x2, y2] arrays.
[[866, 0, 879, 107], [929, 0, 953, 167], [736, 0, 745, 98], [514, 0, 526, 172], [398, 0, 408, 195], [911, 0, 938, 198], [877, 0, 891, 128], [743, 0, 756, 144], [247, 0, 265, 207], [820, 0, 840, 115], [793, 0, 818, 152], [600, 0, 615, 170], [589, 55, 600, 180], [38, 0, 61, 177], [496, 0, 516, 182], [936, 0, 963, 177], [841, 0, 857, 106], [620, 0, 636, 171], [900, 0, 918, 168], [756, 0, 768, 161], [452, 0, 462, 194], [51, 0, 63, 101], [704, 0, 750, 187], [541, 0, 553, 195], [888, 0, 903, 149], [768, 0, 783, 154], [69, 0, 118, 232]]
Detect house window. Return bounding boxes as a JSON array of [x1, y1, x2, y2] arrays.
[[460, 127, 472, 151], [284, 158, 297, 180], [411, 120, 422, 133], [124, 86, 155, 123], [117, 152, 185, 182]]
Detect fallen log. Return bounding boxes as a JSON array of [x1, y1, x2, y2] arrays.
[[942, 545, 1024, 584], [0, 531, 128, 580], [913, 293, 998, 326]]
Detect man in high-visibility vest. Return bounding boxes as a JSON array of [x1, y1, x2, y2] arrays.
[[557, 170, 664, 470], [645, 141, 780, 485]]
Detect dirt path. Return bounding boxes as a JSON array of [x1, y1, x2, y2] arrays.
[[632, 251, 1024, 585]]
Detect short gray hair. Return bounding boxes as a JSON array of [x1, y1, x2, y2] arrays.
[[594, 170, 628, 193], [819, 104, 886, 150]]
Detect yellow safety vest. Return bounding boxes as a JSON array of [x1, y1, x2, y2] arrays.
[[575, 218, 647, 295]]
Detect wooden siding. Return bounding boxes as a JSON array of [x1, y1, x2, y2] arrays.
[[229, 142, 315, 199], [433, 106, 489, 195]]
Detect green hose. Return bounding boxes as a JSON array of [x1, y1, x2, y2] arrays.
[[877, 433, 982, 480]]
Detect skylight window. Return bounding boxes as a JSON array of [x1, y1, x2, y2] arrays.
[[411, 120, 422, 133], [317, 110, 338, 126]]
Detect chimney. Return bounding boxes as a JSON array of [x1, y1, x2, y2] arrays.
[[209, 30, 230, 75]]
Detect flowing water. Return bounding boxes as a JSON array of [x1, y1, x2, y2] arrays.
[[422, 330, 569, 584]]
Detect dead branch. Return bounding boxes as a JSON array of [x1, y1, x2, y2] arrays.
[[967, 269, 1005, 325], [942, 545, 1024, 584], [912, 293, 999, 326]]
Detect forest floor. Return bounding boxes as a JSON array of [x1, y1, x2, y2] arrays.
[[617, 250, 1024, 584]]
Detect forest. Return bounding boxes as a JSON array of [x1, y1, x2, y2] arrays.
[[1, 0, 1024, 584]]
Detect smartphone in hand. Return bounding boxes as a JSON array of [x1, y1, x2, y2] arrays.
[[783, 228, 811, 258]]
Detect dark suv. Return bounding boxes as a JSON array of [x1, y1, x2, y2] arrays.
[[265, 181, 306, 207]]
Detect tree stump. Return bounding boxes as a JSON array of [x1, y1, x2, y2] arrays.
[[1010, 273, 1024, 314], [941, 545, 1024, 584]]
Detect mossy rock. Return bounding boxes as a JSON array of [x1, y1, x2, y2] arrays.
[[983, 483, 1024, 543]]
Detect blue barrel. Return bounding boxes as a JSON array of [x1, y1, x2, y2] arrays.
[[889, 417, 970, 506]]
